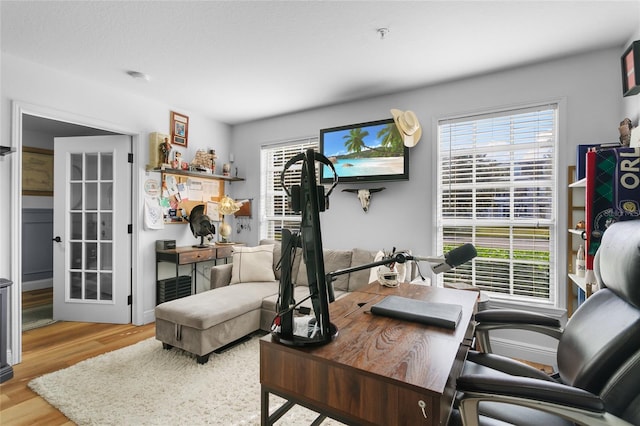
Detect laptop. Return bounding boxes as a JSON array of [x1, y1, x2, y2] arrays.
[[370, 295, 462, 330]]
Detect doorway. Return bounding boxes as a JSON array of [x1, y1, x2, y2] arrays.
[[9, 101, 143, 365], [21, 115, 120, 330]]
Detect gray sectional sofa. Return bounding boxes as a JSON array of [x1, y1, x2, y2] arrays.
[[154, 240, 405, 363]]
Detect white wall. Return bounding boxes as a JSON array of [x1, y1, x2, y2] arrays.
[[230, 47, 626, 365], [0, 53, 232, 338], [233, 47, 623, 259]]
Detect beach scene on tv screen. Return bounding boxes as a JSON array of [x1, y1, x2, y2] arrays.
[[323, 122, 405, 178]]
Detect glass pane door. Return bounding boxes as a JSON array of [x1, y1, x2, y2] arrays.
[[68, 152, 114, 303]]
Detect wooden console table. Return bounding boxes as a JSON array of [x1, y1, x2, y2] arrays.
[[155, 244, 234, 304], [260, 283, 478, 425]]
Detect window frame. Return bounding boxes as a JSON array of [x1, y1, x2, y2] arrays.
[[436, 102, 560, 308], [260, 137, 319, 241]]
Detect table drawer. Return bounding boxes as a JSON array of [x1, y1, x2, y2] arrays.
[[215, 246, 233, 259], [178, 248, 217, 264]]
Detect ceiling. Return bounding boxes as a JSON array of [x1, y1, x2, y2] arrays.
[[2, 1, 639, 126]]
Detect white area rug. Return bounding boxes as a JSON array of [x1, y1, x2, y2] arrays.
[[29, 336, 345, 425]]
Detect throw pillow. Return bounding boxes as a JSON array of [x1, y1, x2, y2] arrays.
[[260, 239, 282, 278], [230, 245, 276, 284]]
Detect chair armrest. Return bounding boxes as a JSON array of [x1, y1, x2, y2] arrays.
[[474, 309, 563, 353], [466, 350, 556, 382], [210, 263, 233, 289], [454, 374, 632, 426], [457, 374, 604, 412], [476, 309, 561, 327]]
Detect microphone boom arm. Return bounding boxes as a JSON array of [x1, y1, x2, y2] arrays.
[[326, 243, 477, 285]]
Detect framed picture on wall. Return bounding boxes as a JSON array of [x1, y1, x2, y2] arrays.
[[22, 146, 54, 196], [171, 111, 189, 147], [621, 40, 640, 97]]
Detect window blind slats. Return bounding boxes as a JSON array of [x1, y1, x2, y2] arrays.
[[260, 138, 319, 241], [438, 104, 557, 303]]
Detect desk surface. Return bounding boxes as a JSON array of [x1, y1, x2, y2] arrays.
[[156, 244, 236, 264], [260, 283, 478, 425]]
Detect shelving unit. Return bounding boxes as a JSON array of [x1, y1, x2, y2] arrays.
[[567, 165, 590, 317]]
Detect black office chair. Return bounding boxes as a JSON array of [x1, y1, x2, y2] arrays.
[[453, 219, 640, 426]]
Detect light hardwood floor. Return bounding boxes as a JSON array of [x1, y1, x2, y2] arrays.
[[21, 288, 53, 310], [3, 292, 553, 425], [0, 321, 155, 425]]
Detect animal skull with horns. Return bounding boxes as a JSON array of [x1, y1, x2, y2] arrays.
[[342, 188, 385, 212]]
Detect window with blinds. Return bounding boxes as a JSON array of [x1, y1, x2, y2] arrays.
[[260, 137, 319, 241], [437, 103, 558, 303]]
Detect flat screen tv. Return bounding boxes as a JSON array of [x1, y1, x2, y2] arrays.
[[319, 118, 409, 184]]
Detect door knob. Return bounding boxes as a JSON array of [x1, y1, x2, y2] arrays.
[[52, 236, 62, 243]]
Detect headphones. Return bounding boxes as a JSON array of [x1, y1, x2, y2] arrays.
[[280, 150, 338, 213]]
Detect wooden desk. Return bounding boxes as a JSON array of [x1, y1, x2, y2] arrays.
[[155, 244, 234, 304], [260, 283, 477, 425]]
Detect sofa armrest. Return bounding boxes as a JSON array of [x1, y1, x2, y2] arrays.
[[210, 263, 233, 289]]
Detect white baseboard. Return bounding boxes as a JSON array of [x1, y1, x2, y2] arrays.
[[489, 336, 557, 369], [22, 279, 53, 292], [142, 309, 156, 326]]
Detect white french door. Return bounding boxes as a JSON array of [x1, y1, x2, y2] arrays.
[[53, 135, 132, 323]]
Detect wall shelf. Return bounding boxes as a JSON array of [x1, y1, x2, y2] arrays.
[[568, 273, 588, 293], [569, 177, 586, 188], [151, 167, 244, 182]]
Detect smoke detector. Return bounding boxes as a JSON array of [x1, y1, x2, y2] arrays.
[[126, 70, 150, 81]]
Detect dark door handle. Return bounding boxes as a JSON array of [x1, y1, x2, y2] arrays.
[[52, 236, 62, 243]]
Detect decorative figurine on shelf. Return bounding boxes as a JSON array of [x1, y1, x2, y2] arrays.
[[160, 137, 172, 166], [173, 151, 183, 169], [190, 149, 217, 173], [619, 118, 634, 147]]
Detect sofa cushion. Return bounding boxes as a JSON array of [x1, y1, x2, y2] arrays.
[[349, 248, 377, 291], [260, 239, 303, 282], [230, 245, 276, 284], [296, 249, 352, 291], [261, 285, 348, 314], [155, 282, 279, 329]]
